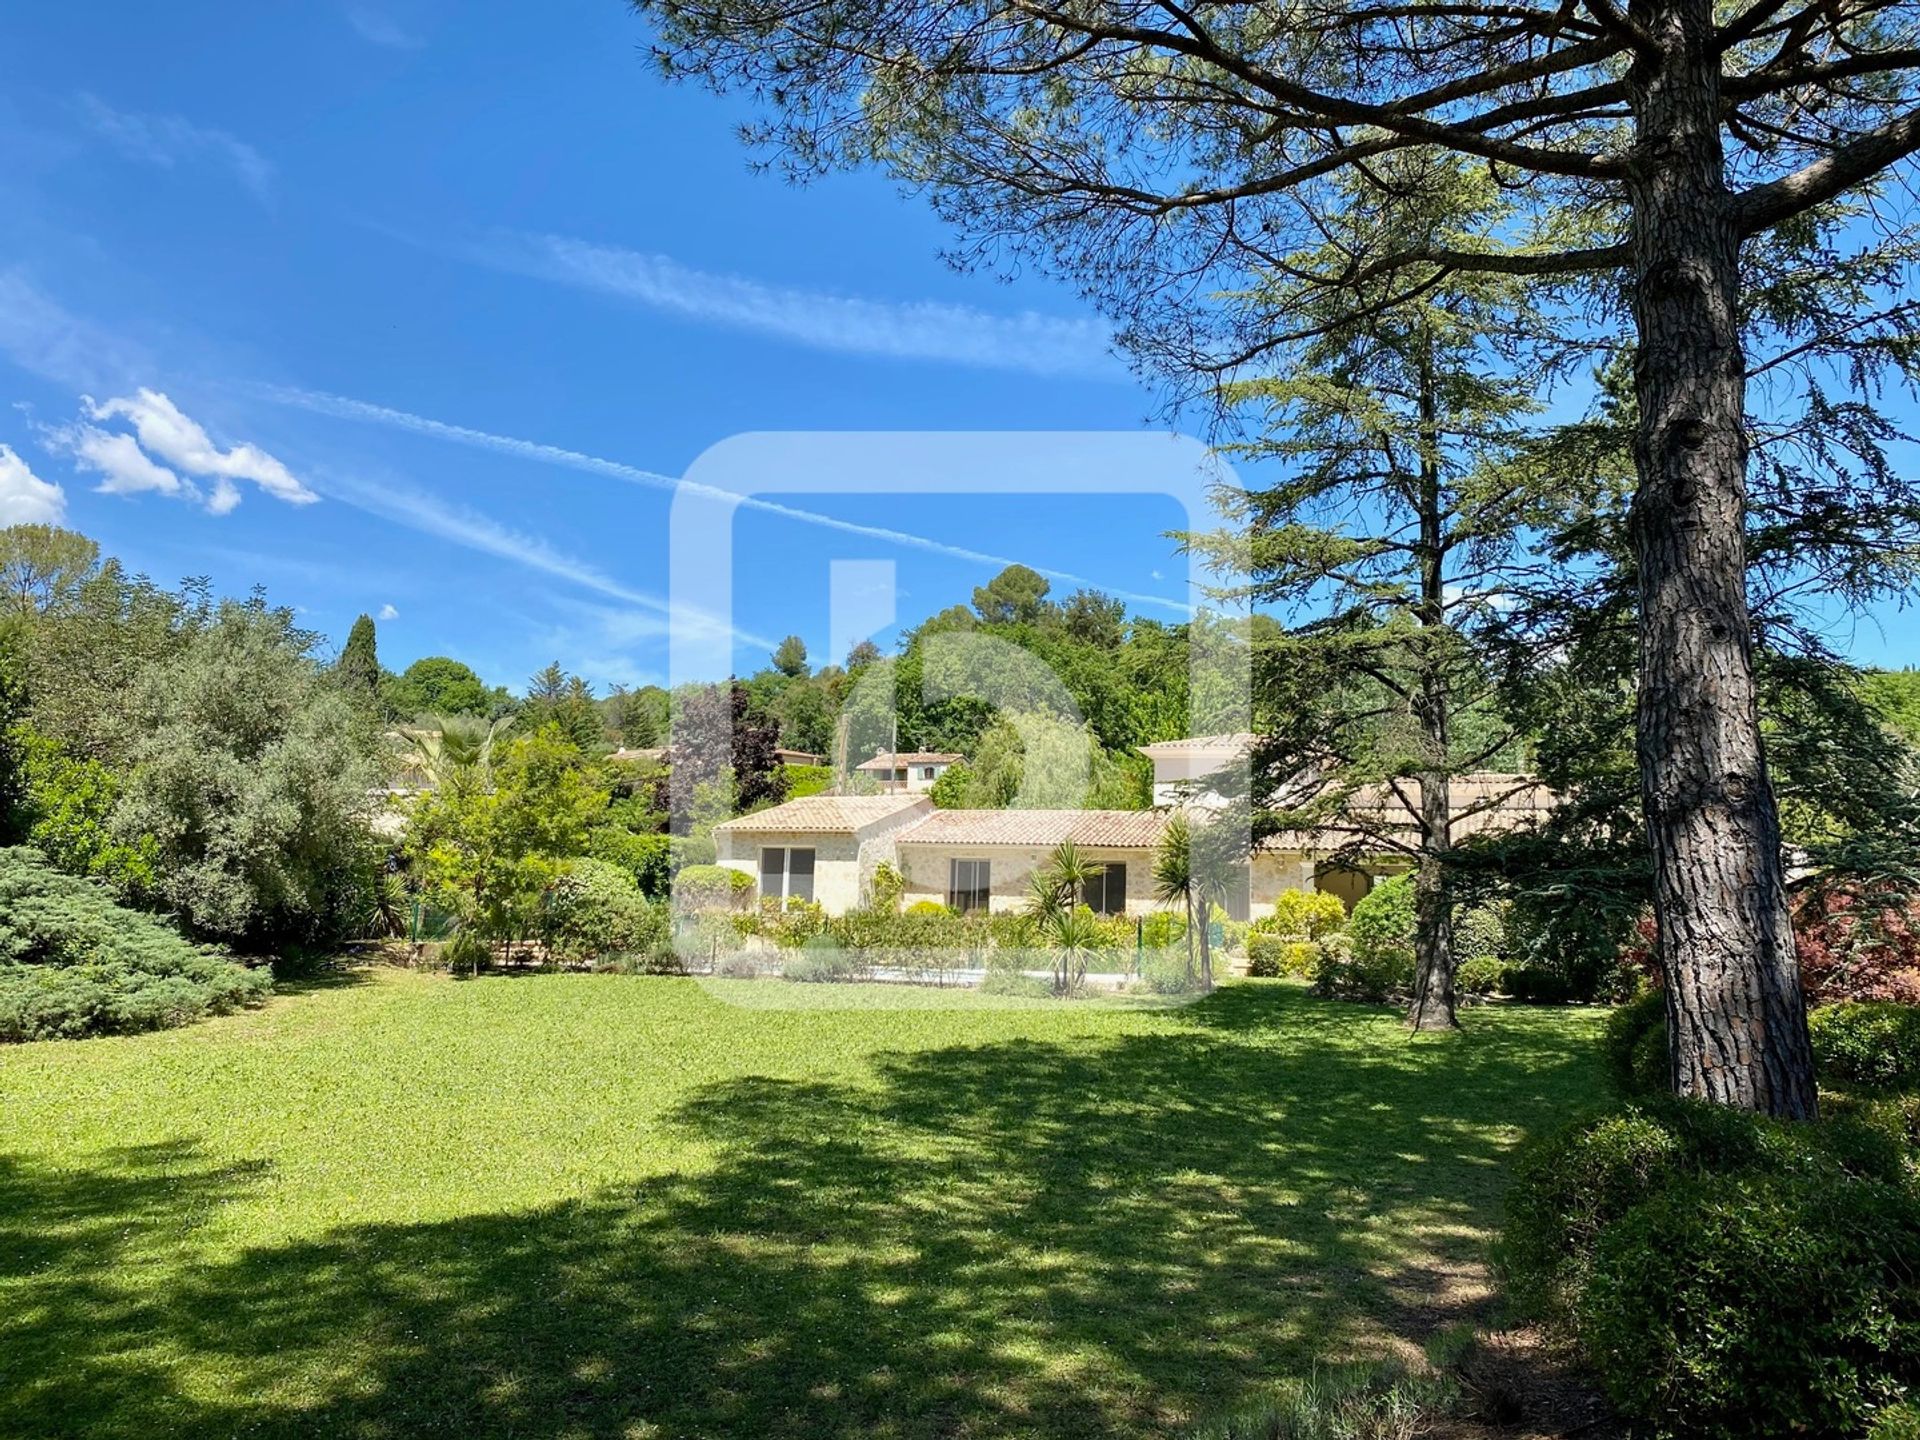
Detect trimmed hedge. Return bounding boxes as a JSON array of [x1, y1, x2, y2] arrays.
[[0, 845, 269, 1041], [1602, 989, 1668, 1097], [1500, 1095, 1919, 1439], [1811, 1001, 1920, 1092], [674, 864, 754, 908], [1583, 1172, 1920, 1438]]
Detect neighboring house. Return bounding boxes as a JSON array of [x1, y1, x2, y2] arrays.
[[610, 747, 667, 764], [775, 748, 825, 766], [709, 733, 1555, 919], [712, 793, 934, 913], [1137, 733, 1258, 808], [855, 751, 963, 794]]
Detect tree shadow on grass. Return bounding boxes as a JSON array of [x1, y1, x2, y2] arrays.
[[0, 986, 1602, 1439]]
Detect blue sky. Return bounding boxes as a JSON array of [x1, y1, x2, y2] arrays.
[[0, 1, 1912, 691]]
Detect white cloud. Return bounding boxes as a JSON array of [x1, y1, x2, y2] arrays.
[[377, 602, 399, 620], [84, 389, 317, 507], [0, 443, 66, 525], [477, 232, 1122, 379], [75, 94, 274, 201], [260, 385, 1192, 614], [51, 423, 188, 499], [346, 6, 424, 48], [42, 390, 316, 515]]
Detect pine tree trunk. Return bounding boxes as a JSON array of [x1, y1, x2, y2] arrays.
[[1407, 328, 1458, 1031], [1626, 0, 1818, 1117]]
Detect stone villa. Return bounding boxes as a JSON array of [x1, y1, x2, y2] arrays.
[[713, 735, 1551, 920]]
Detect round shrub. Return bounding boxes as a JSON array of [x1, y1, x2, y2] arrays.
[[1254, 888, 1349, 941], [1602, 990, 1669, 1097], [1455, 955, 1508, 997], [1454, 901, 1511, 966], [904, 899, 952, 916], [1499, 1108, 1687, 1319], [1245, 932, 1288, 977], [1311, 875, 1415, 999], [674, 864, 753, 910], [1500, 1093, 1910, 1322], [1811, 1001, 1920, 1091], [1310, 930, 1410, 1002], [1581, 1172, 1920, 1438], [542, 858, 661, 963], [1140, 909, 1187, 950]]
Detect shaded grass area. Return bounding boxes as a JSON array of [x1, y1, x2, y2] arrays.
[[0, 972, 1604, 1438]]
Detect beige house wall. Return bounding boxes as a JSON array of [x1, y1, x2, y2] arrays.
[[716, 805, 934, 914], [895, 842, 1166, 916], [716, 829, 865, 913]]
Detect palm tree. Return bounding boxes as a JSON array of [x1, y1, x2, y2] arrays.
[[1026, 840, 1105, 995], [1152, 815, 1198, 987], [394, 713, 513, 796], [1154, 815, 1242, 992]]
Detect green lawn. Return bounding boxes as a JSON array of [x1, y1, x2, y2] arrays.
[[0, 971, 1604, 1439]]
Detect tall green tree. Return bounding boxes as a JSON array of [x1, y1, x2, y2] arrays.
[[110, 597, 379, 946], [383, 656, 510, 720], [335, 613, 381, 704], [0, 525, 99, 619], [1198, 159, 1544, 1030], [642, 0, 1920, 1114], [771, 635, 810, 678], [972, 564, 1052, 625], [521, 663, 605, 753]]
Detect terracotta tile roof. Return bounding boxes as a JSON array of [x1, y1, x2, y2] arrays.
[[854, 751, 964, 770], [714, 794, 932, 834], [1259, 773, 1556, 851], [896, 808, 1172, 849]]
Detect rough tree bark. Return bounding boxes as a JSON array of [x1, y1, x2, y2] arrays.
[[1625, 0, 1819, 1116], [1407, 332, 1458, 1031]]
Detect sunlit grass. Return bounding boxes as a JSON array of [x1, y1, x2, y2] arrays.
[[0, 969, 1604, 1438]]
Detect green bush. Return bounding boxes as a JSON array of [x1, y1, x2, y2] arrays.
[[904, 899, 952, 916], [1501, 1096, 1912, 1325], [1602, 990, 1669, 1097], [0, 846, 269, 1041], [674, 864, 753, 909], [1245, 933, 1288, 977], [541, 858, 665, 964], [1309, 931, 1410, 1002], [13, 728, 159, 896], [1453, 900, 1511, 966], [759, 895, 832, 948], [1252, 889, 1349, 941], [586, 826, 673, 898], [1247, 934, 1321, 979], [1455, 955, 1508, 997], [1141, 909, 1188, 950], [1872, 1401, 1920, 1440], [1312, 875, 1415, 1000], [1581, 1172, 1920, 1438], [1811, 1001, 1920, 1091]]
